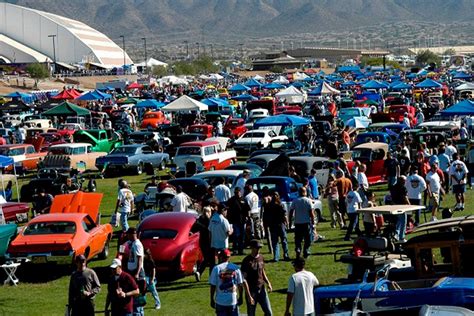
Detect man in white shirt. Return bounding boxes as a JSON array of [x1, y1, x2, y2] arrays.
[[356, 164, 369, 202], [445, 139, 457, 161], [171, 185, 191, 212], [405, 167, 427, 225], [235, 170, 250, 193], [215, 177, 232, 204], [449, 153, 469, 211], [208, 208, 233, 264], [426, 162, 442, 221], [245, 185, 261, 240], [284, 257, 319, 316], [126, 228, 145, 280], [114, 180, 134, 233]]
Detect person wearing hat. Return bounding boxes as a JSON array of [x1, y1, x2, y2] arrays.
[[284, 258, 319, 316], [241, 240, 273, 316], [209, 249, 253, 316], [114, 180, 134, 233], [68, 255, 101, 316], [105, 258, 139, 316]]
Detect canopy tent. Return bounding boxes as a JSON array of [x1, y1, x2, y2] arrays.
[[1, 101, 31, 113], [308, 82, 340, 95], [4, 91, 35, 104], [135, 99, 166, 109], [93, 90, 112, 99], [275, 86, 305, 104], [208, 73, 224, 80], [254, 114, 310, 128], [292, 72, 309, 81], [336, 65, 362, 73], [291, 82, 306, 88], [253, 75, 264, 81], [415, 78, 442, 89], [135, 57, 168, 68], [51, 89, 81, 100], [455, 82, 474, 91], [262, 82, 285, 90], [391, 82, 413, 90], [117, 97, 140, 105], [42, 101, 91, 116], [243, 78, 262, 88], [231, 94, 258, 101], [0, 155, 20, 202], [127, 82, 144, 90], [440, 100, 474, 116], [273, 76, 290, 85], [453, 72, 472, 80], [229, 84, 251, 93], [201, 98, 230, 107], [75, 91, 103, 101], [362, 80, 389, 89], [406, 73, 418, 79], [341, 80, 358, 88], [161, 95, 208, 112], [158, 76, 189, 85]]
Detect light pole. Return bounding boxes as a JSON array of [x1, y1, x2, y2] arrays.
[[184, 40, 189, 59], [48, 34, 56, 74], [119, 35, 126, 72], [141, 37, 147, 74]]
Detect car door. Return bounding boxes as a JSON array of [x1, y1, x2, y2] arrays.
[[313, 160, 330, 187], [81, 215, 103, 257], [204, 145, 220, 170]]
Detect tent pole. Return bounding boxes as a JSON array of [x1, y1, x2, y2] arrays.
[[13, 166, 19, 202], [0, 170, 4, 200]]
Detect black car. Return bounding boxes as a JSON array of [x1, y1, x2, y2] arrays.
[[224, 163, 263, 178], [167, 178, 209, 202]]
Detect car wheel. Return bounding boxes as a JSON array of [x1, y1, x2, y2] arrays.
[[136, 163, 143, 175], [98, 238, 110, 260]]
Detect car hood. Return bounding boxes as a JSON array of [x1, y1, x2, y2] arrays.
[[49, 191, 103, 223]]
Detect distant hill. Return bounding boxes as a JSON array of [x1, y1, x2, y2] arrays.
[[3, 0, 474, 44]]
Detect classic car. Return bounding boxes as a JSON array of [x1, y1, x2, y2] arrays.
[[2, 201, 30, 223], [95, 144, 169, 175], [224, 163, 263, 178], [20, 169, 83, 202], [246, 99, 277, 115], [315, 272, 474, 315], [338, 107, 372, 128], [249, 139, 304, 158], [347, 142, 388, 185], [353, 131, 394, 147], [289, 156, 332, 188], [167, 133, 207, 158], [246, 153, 278, 169], [140, 111, 169, 129], [37, 132, 67, 152], [371, 105, 417, 126], [137, 212, 203, 279], [367, 122, 409, 135], [188, 124, 214, 138], [7, 191, 112, 263], [73, 129, 122, 153], [192, 170, 243, 188], [223, 117, 247, 139], [233, 129, 288, 155], [275, 105, 302, 116], [248, 108, 269, 121], [0, 144, 47, 172], [174, 140, 237, 174], [0, 224, 17, 258], [167, 178, 209, 202], [57, 123, 82, 138], [43, 143, 107, 172]]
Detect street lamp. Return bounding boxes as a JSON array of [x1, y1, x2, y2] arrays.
[[48, 34, 56, 74], [119, 35, 126, 72], [141, 37, 147, 74]]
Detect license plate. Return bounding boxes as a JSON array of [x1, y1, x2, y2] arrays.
[[32, 256, 47, 264]]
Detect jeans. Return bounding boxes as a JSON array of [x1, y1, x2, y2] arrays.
[[387, 176, 397, 188], [269, 224, 289, 261], [345, 213, 361, 239], [294, 223, 311, 256], [120, 212, 129, 232], [133, 306, 144, 316], [247, 287, 272, 316], [215, 304, 239, 316], [146, 276, 161, 307], [232, 223, 245, 254], [70, 300, 94, 316], [409, 198, 422, 224], [395, 213, 407, 240]]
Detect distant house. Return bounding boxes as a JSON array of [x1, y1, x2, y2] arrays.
[[250, 52, 303, 71]]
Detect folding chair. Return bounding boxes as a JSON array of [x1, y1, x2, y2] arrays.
[[1, 260, 21, 286]]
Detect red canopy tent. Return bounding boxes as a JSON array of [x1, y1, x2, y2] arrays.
[[51, 89, 82, 100], [127, 82, 144, 90]]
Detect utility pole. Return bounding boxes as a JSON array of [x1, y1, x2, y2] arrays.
[[196, 42, 200, 58], [184, 40, 189, 59], [48, 34, 56, 74], [141, 37, 147, 74], [239, 43, 244, 58], [210, 44, 214, 59], [119, 35, 126, 72]]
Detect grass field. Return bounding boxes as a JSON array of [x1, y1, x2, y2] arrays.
[[0, 171, 471, 316]]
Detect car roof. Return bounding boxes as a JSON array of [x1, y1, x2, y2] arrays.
[[117, 144, 143, 148], [358, 204, 425, 215], [193, 170, 243, 177], [290, 156, 329, 162], [139, 212, 197, 231], [0, 144, 32, 149], [414, 215, 474, 233], [28, 213, 87, 223], [50, 143, 91, 148], [179, 140, 219, 147], [247, 176, 293, 182], [353, 142, 389, 150]]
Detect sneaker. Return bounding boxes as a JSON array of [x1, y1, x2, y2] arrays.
[[155, 304, 161, 310], [431, 216, 438, 222], [283, 255, 291, 261], [194, 271, 201, 282], [315, 235, 326, 242]]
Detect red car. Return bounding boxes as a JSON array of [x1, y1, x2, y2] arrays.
[[275, 105, 302, 116], [347, 142, 388, 185], [3, 202, 30, 223], [224, 118, 247, 138], [137, 212, 203, 279], [188, 124, 214, 138], [8, 191, 112, 263]]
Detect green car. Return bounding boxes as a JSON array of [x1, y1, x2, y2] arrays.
[[0, 224, 17, 258], [74, 129, 123, 153]]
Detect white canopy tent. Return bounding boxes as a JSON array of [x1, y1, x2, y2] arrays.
[[275, 86, 305, 104], [136, 58, 168, 68], [158, 75, 189, 85], [253, 74, 264, 81], [161, 95, 208, 112], [293, 72, 309, 81], [455, 82, 474, 91], [273, 76, 290, 85], [320, 82, 341, 95]]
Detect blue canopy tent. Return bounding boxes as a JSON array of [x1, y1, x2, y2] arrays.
[[415, 78, 442, 89], [231, 94, 257, 101], [341, 80, 358, 88], [391, 82, 413, 90], [93, 90, 112, 99], [291, 82, 306, 88], [243, 79, 262, 88], [135, 99, 166, 109], [303, 76, 316, 83], [262, 83, 285, 90], [5, 91, 35, 104], [229, 84, 251, 93], [337, 65, 361, 73], [362, 80, 389, 89], [76, 91, 102, 101], [406, 73, 418, 79], [254, 114, 310, 140], [0, 155, 19, 202], [440, 100, 474, 117], [453, 72, 472, 80]]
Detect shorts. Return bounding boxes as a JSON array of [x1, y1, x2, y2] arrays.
[[453, 184, 466, 194], [429, 193, 440, 207]]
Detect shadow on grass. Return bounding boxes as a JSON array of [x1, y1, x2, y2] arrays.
[[12, 262, 74, 283]]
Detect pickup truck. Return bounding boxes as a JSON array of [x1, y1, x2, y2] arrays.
[[43, 143, 106, 172], [73, 129, 122, 153], [0, 144, 47, 172], [96, 144, 169, 175]]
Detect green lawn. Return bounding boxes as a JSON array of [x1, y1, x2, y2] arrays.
[[0, 172, 472, 316]]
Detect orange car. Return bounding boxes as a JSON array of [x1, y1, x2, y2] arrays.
[[7, 191, 112, 263], [0, 144, 47, 172], [140, 111, 170, 129]]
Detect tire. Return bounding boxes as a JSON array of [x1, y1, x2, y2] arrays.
[[136, 163, 143, 175], [98, 238, 110, 260]]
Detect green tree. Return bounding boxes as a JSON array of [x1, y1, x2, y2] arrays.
[[443, 48, 456, 56], [172, 61, 196, 76], [151, 65, 168, 77], [416, 50, 441, 67], [193, 55, 219, 73], [269, 65, 284, 73], [25, 63, 49, 88]]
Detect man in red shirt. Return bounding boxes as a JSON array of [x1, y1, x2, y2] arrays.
[[341, 126, 351, 151], [105, 259, 139, 316]]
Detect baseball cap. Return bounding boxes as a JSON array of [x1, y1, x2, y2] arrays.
[[75, 254, 86, 262], [219, 249, 231, 258], [249, 239, 263, 249], [126, 227, 137, 234], [110, 258, 122, 268]]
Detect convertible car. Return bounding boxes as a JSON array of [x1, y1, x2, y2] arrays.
[[137, 212, 202, 279], [7, 191, 112, 264]]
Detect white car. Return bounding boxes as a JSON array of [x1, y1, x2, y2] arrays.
[[249, 109, 269, 121], [192, 169, 243, 188], [233, 129, 288, 155]]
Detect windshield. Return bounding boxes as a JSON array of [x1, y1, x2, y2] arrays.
[[0, 148, 10, 156], [140, 229, 178, 240], [49, 147, 73, 155], [340, 109, 360, 116], [176, 146, 201, 156], [352, 149, 372, 161], [111, 147, 137, 155], [24, 221, 76, 235], [243, 132, 265, 138]]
